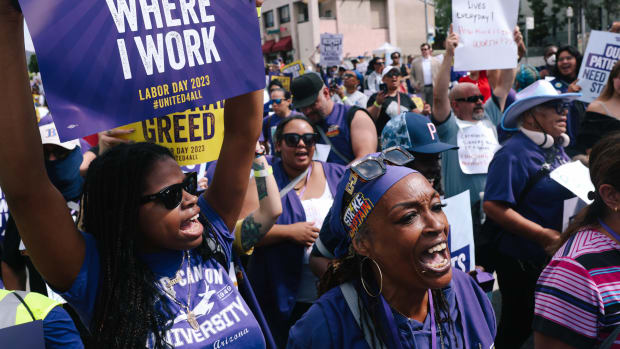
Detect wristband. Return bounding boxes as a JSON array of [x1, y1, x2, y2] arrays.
[[341, 96, 348, 101], [253, 166, 273, 178], [373, 101, 381, 108]]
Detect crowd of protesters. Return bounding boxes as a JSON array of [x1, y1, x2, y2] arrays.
[[1, 0, 620, 347]]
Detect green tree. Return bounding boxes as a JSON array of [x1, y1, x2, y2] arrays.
[[433, 0, 451, 49], [527, 0, 550, 46], [28, 54, 39, 73]]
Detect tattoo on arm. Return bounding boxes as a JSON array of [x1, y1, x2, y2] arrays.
[[251, 160, 265, 171], [241, 214, 264, 251], [255, 176, 268, 201]]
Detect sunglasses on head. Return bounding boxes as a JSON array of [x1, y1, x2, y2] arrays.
[[350, 146, 415, 181], [282, 133, 318, 147], [540, 100, 570, 114], [140, 172, 198, 209], [455, 95, 484, 103]]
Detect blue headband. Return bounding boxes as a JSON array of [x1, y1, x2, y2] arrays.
[[315, 164, 416, 259]]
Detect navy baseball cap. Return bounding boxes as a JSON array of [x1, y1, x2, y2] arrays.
[[291, 73, 324, 109], [381, 112, 458, 154]]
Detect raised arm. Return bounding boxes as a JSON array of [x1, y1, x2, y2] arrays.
[[350, 110, 378, 162], [490, 27, 522, 112], [433, 25, 458, 123], [205, 89, 263, 231], [0, 4, 84, 291]]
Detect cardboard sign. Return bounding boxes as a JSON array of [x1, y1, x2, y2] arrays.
[[577, 30, 620, 103], [442, 190, 475, 272], [320, 33, 344, 67], [19, 0, 265, 141], [453, 0, 519, 71], [282, 60, 305, 78], [550, 161, 595, 204], [268, 73, 293, 92], [116, 101, 224, 166]]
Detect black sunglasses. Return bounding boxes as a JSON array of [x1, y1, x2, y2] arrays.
[[343, 73, 356, 79], [140, 172, 198, 209], [540, 100, 570, 114], [282, 133, 318, 147], [455, 95, 484, 103], [272, 98, 283, 104], [350, 146, 415, 181]]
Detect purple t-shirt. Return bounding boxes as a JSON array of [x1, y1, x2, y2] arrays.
[[60, 197, 266, 348]]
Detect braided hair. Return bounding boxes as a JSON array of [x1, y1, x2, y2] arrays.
[[81, 142, 218, 348]]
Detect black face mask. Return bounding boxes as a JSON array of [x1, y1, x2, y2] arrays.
[[45, 147, 84, 201]]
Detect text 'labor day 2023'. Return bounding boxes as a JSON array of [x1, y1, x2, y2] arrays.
[[19, 0, 266, 141]]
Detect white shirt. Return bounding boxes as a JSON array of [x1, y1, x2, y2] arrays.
[[366, 71, 382, 95], [422, 57, 433, 86], [343, 90, 369, 108]]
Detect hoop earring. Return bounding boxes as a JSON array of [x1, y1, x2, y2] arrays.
[[360, 256, 383, 297]]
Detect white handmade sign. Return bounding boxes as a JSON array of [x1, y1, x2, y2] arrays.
[[452, 0, 519, 71], [320, 33, 344, 67], [576, 30, 620, 103], [456, 119, 500, 174], [442, 190, 475, 272], [550, 161, 595, 204]]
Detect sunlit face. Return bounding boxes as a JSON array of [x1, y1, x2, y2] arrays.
[[270, 89, 291, 116], [382, 68, 401, 91], [557, 51, 577, 78], [452, 84, 485, 121], [421, 45, 432, 58], [525, 102, 568, 138], [275, 119, 316, 171], [343, 70, 359, 89], [357, 173, 452, 291], [138, 157, 203, 253]]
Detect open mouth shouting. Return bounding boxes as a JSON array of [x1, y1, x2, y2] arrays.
[[180, 213, 203, 239], [419, 240, 451, 275]]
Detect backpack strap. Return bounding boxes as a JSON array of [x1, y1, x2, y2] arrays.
[[599, 324, 620, 349], [339, 283, 386, 349]]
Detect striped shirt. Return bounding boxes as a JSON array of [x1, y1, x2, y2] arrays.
[[534, 228, 620, 348]]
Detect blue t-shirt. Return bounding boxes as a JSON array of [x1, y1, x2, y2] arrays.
[[59, 197, 266, 348], [287, 269, 496, 348], [43, 306, 84, 349], [484, 131, 575, 262], [433, 96, 502, 205]]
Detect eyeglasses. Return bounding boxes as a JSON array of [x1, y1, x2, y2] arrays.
[[375, 61, 385, 65], [539, 100, 570, 115], [272, 98, 283, 104], [140, 172, 198, 209], [350, 146, 415, 181], [282, 133, 318, 147], [455, 95, 484, 103]]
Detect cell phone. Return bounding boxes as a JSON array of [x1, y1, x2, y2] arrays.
[[379, 83, 388, 94]]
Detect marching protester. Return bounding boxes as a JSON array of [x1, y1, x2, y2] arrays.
[[484, 80, 580, 347], [330, 70, 368, 109], [288, 150, 496, 348], [246, 116, 346, 347], [0, 3, 271, 349], [381, 112, 458, 195], [533, 132, 620, 348], [537, 45, 558, 79], [365, 57, 385, 95], [410, 43, 441, 106], [549, 46, 583, 94], [262, 88, 301, 154], [578, 60, 620, 158], [367, 65, 422, 136], [291, 72, 377, 165], [431, 24, 520, 236]]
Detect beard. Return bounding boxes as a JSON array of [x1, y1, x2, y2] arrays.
[[471, 108, 485, 120]]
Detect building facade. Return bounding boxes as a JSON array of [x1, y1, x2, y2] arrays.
[[260, 0, 435, 67]]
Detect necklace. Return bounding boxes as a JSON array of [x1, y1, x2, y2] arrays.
[[293, 163, 313, 198], [156, 250, 199, 330]]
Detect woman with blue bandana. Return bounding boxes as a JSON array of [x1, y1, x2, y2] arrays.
[[288, 148, 496, 348]]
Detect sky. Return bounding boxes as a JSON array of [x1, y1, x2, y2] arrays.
[[24, 20, 35, 52]]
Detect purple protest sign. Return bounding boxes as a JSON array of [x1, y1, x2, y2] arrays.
[[19, 0, 265, 141]]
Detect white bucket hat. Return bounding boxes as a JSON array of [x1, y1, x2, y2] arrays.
[[501, 80, 580, 131]]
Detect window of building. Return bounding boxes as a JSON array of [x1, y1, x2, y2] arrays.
[[296, 2, 308, 23], [319, 0, 335, 18], [264, 10, 274, 28], [278, 5, 290, 24], [370, 0, 387, 29]]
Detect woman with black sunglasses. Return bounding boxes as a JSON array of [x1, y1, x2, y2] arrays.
[[0, 2, 270, 348], [288, 149, 496, 348], [244, 115, 346, 347], [483, 80, 580, 347]]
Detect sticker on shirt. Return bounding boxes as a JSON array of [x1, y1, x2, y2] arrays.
[[151, 264, 264, 348], [455, 119, 500, 174], [313, 144, 331, 162], [326, 125, 340, 137]]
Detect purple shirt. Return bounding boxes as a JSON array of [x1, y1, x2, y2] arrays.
[[59, 197, 266, 348], [314, 103, 356, 165]]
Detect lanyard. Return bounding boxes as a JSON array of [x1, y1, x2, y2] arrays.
[[599, 219, 620, 243], [297, 163, 313, 198], [429, 289, 437, 349]]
